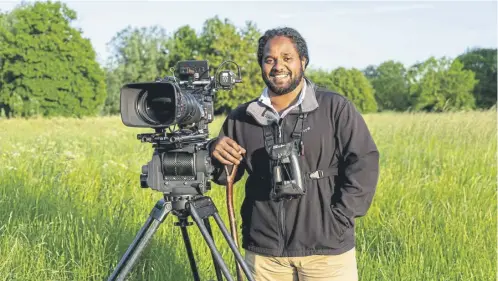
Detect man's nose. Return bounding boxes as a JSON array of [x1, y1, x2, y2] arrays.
[[272, 60, 285, 71]]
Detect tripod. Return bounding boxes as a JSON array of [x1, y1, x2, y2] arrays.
[[107, 195, 255, 281]]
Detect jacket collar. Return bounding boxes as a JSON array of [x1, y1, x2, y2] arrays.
[[246, 77, 319, 126]]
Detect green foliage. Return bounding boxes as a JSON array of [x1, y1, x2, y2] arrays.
[[0, 1, 106, 118], [197, 17, 264, 112], [457, 47, 497, 109], [364, 61, 410, 111], [1, 2, 493, 116], [103, 25, 170, 115], [97, 14, 492, 115], [306, 67, 378, 113], [305, 68, 334, 90], [167, 25, 201, 66], [102, 17, 264, 114], [407, 57, 477, 112]]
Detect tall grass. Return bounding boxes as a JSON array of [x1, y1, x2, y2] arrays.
[[0, 110, 495, 280]]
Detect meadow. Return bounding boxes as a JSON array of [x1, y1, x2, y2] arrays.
[[0, 110, 496, 281]]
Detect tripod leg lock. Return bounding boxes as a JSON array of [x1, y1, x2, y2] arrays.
[[151, 199, 172, 222], [188, 197, 218, 220]]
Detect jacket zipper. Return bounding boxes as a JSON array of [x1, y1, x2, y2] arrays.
[[276, 118, 286, 256]]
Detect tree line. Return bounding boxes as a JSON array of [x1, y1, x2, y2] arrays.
[[0, 2, 496, 118]]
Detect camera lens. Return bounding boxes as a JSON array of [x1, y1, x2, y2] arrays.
[[130, 81, 204, 127], [136, 84, 176, 125]]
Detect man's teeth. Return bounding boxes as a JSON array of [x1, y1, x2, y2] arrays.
[[274, 74, 288, 78]]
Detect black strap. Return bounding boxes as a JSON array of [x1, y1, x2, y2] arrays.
[[291, 105, 307, 141], [262, 124, 274, 153], [262, 105, 307, 151], [306, 167, 338, 180]]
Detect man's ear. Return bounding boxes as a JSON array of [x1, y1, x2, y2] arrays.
[[301, 58, 307, 70]]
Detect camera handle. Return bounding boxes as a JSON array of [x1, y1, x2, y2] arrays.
[[107, 195, 255, 281]]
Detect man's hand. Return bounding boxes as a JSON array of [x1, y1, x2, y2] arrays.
[[212, 136, 246, 165]]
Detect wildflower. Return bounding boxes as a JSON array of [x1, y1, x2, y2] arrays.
[[63, 151, 77, 160]]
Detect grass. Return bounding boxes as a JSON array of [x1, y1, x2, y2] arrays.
[[0, 110, 495, 281]]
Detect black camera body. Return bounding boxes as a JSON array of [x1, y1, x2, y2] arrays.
[[120, 60, 241, 195]]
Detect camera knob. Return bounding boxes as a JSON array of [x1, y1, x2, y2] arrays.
[[140, 165, 149, 188]]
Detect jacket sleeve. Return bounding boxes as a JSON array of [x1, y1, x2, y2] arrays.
[[332, 100, 379, 224], [208, 113, 246, 186]]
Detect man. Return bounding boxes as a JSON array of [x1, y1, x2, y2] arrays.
[[209, 27, 379, 281]]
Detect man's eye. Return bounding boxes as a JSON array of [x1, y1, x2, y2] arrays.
[[284, 57, 291, 62], [265, 59, 274, 64]]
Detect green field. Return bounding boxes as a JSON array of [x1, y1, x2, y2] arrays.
[[0, 110, 496, 281]]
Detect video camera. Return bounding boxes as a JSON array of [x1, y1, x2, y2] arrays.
[[110, 60, 255, 281], [119, 60, 241, 196]]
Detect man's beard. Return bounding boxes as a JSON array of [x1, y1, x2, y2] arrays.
[[262, 67, 304, 96]]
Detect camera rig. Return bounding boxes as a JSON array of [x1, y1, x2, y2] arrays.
[[108, 60, 254, 281], [120, 60, 241, 195]]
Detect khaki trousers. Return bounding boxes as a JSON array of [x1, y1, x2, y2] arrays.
[[244, 248, 358, 281]]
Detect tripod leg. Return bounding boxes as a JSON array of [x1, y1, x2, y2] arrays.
[[203, 218, 224, 281], [188, 201, 235, 281], [212, 213, 255, 281], [178, 217, 201, 281], [108, 199, 172, 281]]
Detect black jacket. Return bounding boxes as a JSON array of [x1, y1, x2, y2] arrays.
[[210, 79, 379, 257]]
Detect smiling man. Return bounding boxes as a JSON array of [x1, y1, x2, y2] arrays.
[[209, 27, 380, 281]]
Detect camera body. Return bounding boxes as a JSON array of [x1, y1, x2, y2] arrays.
[[120, 60, 241, 195]]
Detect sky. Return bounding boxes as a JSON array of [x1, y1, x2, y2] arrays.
[[0, 0, 496, 71]]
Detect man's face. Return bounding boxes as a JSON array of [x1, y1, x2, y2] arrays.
[[261, 36, 306, 96]]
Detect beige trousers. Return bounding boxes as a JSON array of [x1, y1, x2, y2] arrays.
[[244, 248, 358, 281]]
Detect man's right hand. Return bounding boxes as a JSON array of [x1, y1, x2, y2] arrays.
[[211, 137, 246, 165]]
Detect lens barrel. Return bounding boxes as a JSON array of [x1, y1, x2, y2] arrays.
[[132, 82, 203, 127]]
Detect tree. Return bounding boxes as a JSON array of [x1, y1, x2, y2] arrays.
[[0, 1, 106, 118], [0, 12, 5, 117], [457, 47, 497, 109], [306, 67, 378, 113], [407, 57, 477, 111], [103, 25, 169, 115], [102, 17, 263, 114], [166, 25, 201, 69], [363, 65, 377, 80], [197, 17, 264, 112], [347, 68, 378, 113], [365, 61, 410, 111], [305, 68, 335, 90]]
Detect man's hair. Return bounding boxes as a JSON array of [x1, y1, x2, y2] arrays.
[[257, 27, 310, 69]]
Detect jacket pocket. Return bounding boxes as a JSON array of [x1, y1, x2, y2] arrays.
[[329, 206, 351, 238], [242, 176, 281, 250]]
